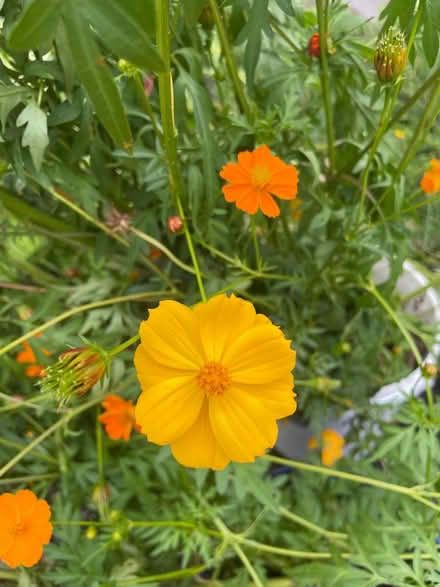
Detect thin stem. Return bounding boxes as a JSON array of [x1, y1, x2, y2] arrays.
[[129, 226, 197, 275], [361, 279, 423, 366], [316, 0, 335, 173], [251, 216, 262, 272], [0, 437, 57, 465], [356, 88, 393, 226], [263, 454, 440, 514], [208, 0, 252, 121], [279, 506, 348, 542], [107, 334, 140, 359], [270, 18, 304, 58], [0, 394, 106, 479], [231, 542, 264, 587], [363, 193, 440, 231], [114, 565, 208, 584], [155, 0, 206, 302], [0, 290, 173, 357], [400, 273, 440, 305], [0, 473, 58, 486]]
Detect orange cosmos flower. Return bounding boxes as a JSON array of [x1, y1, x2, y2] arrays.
[[420, 159, 440, 194], [0, 489, 52, 568], [134, 293, 296, 470], [308, 429, 344, 467], [219, 145, 298, 218], [99, 395, 139, 441]]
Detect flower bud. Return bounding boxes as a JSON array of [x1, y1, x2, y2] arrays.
[[118, 59, 138, 77], [315, 377, 342, 393], [86, 526, 97, 540], [41, 345, 107, 405], [308, 33, 321, 57], [167, 215, 184, 233], [374, 26, 407, 82], [92, 483, 111, 508], [144, 75, 154, 97], [423, 363, 438, 378]]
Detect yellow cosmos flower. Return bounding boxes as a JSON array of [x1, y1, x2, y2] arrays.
[[134, 294, 296, 470]]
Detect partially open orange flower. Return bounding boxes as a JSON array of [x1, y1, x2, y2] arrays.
[[134, 294, 296, 470], [421, 159, 440, 194], [16, 341, 50, 378], [99, 395, 139, 441], [219, 145, 298, 217], [0, 489, 52, 568], [308, 429, 344, 467]]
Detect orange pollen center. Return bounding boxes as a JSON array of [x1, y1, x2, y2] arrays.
[[251, 166, 271, 188], [197, 362, 230, 396]]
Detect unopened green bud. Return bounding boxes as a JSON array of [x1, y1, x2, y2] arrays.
[[118, 59, 138, 77], [374, 26, 407, 82], [422, 363, 438, 378], [315, 377, 342, 393]]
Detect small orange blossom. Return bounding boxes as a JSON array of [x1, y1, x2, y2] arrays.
[[421, 159, 440, 194], [219, 145, 298, 218], [0, 489, 52, 568], [308, 429, 344, 467], [99, 394, 139, 441]]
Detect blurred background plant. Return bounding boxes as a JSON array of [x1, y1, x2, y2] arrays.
[[1, 0, 440, 585]]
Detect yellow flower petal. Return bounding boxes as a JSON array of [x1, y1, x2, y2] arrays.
[[135, 345, 193, 388], [139, 300, 204, 370], [209, 388, 278, 462], [234, 377, 296, 419], [224, 325, 295, 384], [135, 372, 204, 444], [193, 294, 257, 362], [171, 402, 230, 470]]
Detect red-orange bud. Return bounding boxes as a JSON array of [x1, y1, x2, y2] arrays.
[[308, 33, 321, 57], [167, 215, 184, 233]]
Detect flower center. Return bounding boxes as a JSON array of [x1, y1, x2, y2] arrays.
[[197, 362, 230, 396], [251, 166, 271, 188]]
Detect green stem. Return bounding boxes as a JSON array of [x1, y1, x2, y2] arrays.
[[0, 392, 53, 414], [316, 0, 335, 173], [0, 473, 58, 486], [0, 394, 106, 479], [400, 272, 440, 305], [207, 0, 252, 122], [114, 565, 208, 584], [0, 290, 173, 357], [108, 334, 140, 359], [129, 226, 198, 275], [251, 216, 262, 272], [363, 193, 440, 231], [356, 88, 393, 225], [155, 0, 206, 302], [0, 437, 57, 465], [279, 506, 347, 542], [270, 18, 304, 59], [361, 279, 423, 366], [263, 454, 440, 513]]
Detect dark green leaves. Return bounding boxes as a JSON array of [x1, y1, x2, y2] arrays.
[[181, 0, 208, 27], [82, 0, 165, 73], [62, 2, 132, 149], [244, 0, 269, 90], [423, 0, 440, 66], [7, 0, 62, 49]]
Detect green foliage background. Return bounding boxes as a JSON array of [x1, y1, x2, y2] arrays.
[[1, 0, 440, 585]]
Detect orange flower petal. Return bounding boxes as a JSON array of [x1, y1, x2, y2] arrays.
[[259, 192, 280, 217], [16, 342, 36, 364], [219, 162, 250, 184], [99, 394, 138, 441], [222, 183, 251, 203], [235, 188, 260, 214]]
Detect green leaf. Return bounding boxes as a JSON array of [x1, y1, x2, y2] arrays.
[[177, 64, 219, 216], [81, 0, 165, 73], [182, 0, 207, 26], [16, 101, 49, 171], [423, 1, 440, 67], [274, 0, 295, 17], [7, 0, 62, 50], [0, 85, 33, 130], [244, 0, 269, 90], [61, 2, 133, 149]]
